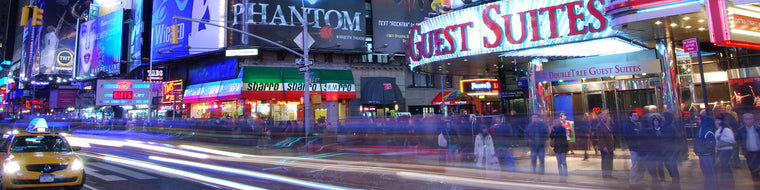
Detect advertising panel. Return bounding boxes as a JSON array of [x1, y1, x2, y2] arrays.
[[406, 0, 614, 69], [162, 80, 183, 103], [554, 93, 576, 143], [729, 77, 760, 111], [151, 0, 225, 62], [535, 59, 662, 82], [371, 0, 432, 54], [49, 89, 76, 109], [77, 10, 124, 79], [144, 68, 166, 81], [188, 57, 237, 84], [31, 0, 80, 76], [130, 0, 144, 71], [229, 0, 366, 51], [95, 80, 152, 106]]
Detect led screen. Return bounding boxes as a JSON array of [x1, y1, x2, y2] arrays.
[[77, 9, 124, 79], [31, 0, 80, 76]]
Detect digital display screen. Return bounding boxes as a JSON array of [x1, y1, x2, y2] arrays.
[[77, 10, 124, 79], [113, 91, 133, 100]]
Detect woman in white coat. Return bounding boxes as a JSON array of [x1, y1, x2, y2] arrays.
[[475, 127, 499, 170]]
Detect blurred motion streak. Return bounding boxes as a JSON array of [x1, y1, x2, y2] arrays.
[[101, 155, 266, 190]]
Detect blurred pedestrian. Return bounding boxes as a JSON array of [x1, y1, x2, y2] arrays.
[[550, 119, 569, 182], [715, 114, 735, 189], [525, 114, 549, 175], [595, 113, 616, 179], [695, 115, 718, 190], [642, 115, 665, 190], [623, 111, 646, 189], [661, 112, 681, 190], [474, 127, 498, 170], [736, 113, 760, 190], [559, 113, 575, 155]]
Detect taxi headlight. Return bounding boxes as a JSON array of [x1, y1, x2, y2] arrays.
[[4, 161, 20, 173], [70, 159, 83, 170]]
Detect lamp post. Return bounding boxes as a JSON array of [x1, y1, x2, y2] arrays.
[[301, 0, 311, 140]]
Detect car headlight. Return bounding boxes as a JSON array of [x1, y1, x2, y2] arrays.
[[4, 161, 20, 174], [70, 159, 83, 170]]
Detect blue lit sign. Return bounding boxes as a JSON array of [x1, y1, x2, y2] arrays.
[[77, 10, 124, 79], [96, 80, 152, 106], [151, 0, 223, 62]]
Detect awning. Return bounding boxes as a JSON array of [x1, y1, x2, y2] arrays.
[[242, 67, 286, 99], [282, 68, 356, 99], [360, 77, 402, 105], [218, 78, 242, 101], [431, 91, 470, 105], [183, 84, 204, 103]]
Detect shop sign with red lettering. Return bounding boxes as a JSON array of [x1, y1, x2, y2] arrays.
[[535, 59, 661, 82], [407, 0, 612, 69]]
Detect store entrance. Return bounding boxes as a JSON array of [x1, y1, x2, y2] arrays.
[[584, 89, 657, 121]]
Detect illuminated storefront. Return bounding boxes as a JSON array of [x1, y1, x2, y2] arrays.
[[182, 67, 356, 123], [461, 79, 500, 115]]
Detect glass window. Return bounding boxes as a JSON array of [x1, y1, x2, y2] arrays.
[[10, 136, 71, 152]]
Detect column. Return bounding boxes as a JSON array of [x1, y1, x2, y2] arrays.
[[656, 19, 682, 118], [528, 58, 547, 115]]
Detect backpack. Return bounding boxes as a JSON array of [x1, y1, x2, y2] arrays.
[[694, 127, 716, 156]]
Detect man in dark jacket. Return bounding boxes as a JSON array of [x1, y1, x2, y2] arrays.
[[661, 112, 681, 189], [695, 115, 717, 190], [525, 114, 549, 174], [736, 113, 760, 190], [595, 113, 616, 179], [623, 111, 645, 188]]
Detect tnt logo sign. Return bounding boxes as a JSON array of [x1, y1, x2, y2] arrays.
[[56, 49, 74, 66]]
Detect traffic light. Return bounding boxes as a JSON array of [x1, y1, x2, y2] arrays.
[[19, 6, 30, 27], [19, 6, 44, 27], [170, 25, 179, 44], [32, 7, 44, 26]]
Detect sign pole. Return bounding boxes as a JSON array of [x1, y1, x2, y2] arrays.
[[684, 38, 709, 115], [302, 0, 311, 141]]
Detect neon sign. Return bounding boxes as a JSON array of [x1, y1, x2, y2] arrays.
[[113, 91, 134, 100], [406, 0, 613, 69], [461, 79, 499, 94], [162, 80, 183, 103]]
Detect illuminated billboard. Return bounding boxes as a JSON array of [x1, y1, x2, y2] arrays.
[[96, 80, 152, 106], [228, 0, 366, 51], [371, 0, 432, 54], [29, 0, 80, 76], [151, 0, 225, 62], [77, 9, 124, 79], [406, 0, 615, 70], [162, 80, 183, 104], [130, 0, 144, 71]]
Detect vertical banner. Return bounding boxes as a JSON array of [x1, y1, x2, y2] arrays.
[[130, 0, 144, 71], [554, 93, 575, 143], [32, 0, 80, 76]]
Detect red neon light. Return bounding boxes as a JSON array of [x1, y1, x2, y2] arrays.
[[113, 91, 134, 100], [117, 81, 131, 90], [631, 0, 685, 9], [725, 41, 760, 50]]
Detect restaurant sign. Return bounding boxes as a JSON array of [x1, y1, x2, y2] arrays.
[[406, 0, 613, 69]]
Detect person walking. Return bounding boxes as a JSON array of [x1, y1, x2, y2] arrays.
[[695, 115, 718, 190], [623, 111, 646, 189], [642, 115, 665, 190], [661, 112, 682, 190], [550, 119, 570, 182], [525, 114, 549, 175], [736, 113, 760, 190], [715, 114, 736, 189], [595, 113, 616, 179], [474, 127, 499, 170]]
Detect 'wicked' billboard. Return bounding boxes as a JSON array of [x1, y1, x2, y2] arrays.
[[228, 0, 366, 52]]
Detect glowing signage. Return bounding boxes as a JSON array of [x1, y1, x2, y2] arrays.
[[113, 91, 134, 100], [96, 80, 152, 106], [461, 79, 499, 94], [535, 59, 662, 82], [707, 0, 760, 49], [406, 0, 614, 69], [162, 80, 183, 103]]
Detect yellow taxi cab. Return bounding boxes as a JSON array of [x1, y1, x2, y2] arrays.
[[1, 118, 84, 190]]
